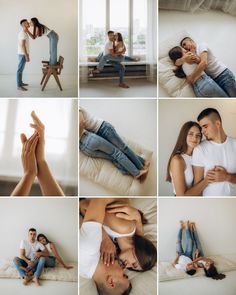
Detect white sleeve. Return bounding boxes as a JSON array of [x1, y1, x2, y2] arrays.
[[198, 43, 208, 55], [38, 243, 45, 251], [175, 264, 182, 270], [192, 146, 204, 167], [20, 240, 25, 249]]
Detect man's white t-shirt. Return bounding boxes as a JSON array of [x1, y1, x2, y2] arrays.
[[20, 240, 45, 260], [104, 40, 113, 55], [18, 29, 29, 55], [79, 107, 104, 133], [175, 255, 192, 271], [192, 137, 236, 196], [197, 43, 226, 79], [79, 222, 102, 279]]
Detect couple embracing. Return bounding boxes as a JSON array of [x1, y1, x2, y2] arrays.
[[167, 108, 236, 196]]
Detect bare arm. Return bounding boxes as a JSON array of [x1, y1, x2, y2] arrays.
[[25, 27, 38, 40], [172, 252, 180, 267], [35, 247, 49, 258], [50, 243, 73, 269], [20, 40, 30, 62], [193, 165, 205, 185], [187, 51, 208, 83], [207, 166, 236, 184], [170, 156, 207, 196]]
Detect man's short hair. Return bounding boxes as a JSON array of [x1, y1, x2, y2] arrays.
[[96, 282, 132, 295], [28, 228, 36, 232], [180, 36, 192, 47], [107, 30, 114, 35], [186, 269, 196, 276], [197, 108, 222, 122], [20, 19, 27, 25]]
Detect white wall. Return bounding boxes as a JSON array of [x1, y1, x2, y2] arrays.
[[0, 0, 77, 75], [0, 198, 78, 262], [159, 198, 236, 261], [159, 99, 236, 196]]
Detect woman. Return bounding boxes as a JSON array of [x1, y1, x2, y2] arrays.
[[80, 198, 157, 271], [26, 17, 59, 65], [37, 234, 73, 269], [79, 107, 150, 182], [166, 121, 208, 196], [114, 33, 140, 62], [168, 46, 228, 97]]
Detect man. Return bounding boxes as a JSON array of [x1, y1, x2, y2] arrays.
[[192, 108, 236, 196], [80, 198, 132, 295], [13, 228, 49, 286], [176, 37, 236, 97], [93, 31, 129, 89], [17, 19, 30, 91], [172, 221, 197, 276]]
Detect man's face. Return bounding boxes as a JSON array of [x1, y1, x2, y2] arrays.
[[108, 33, 115, 41], [21, 20, 29, 29], [181, 38, 195, 51], [109, 260, 130, 289], [186, 126, 202, 149], [119, 248, 142, 271], [199, 117, 219, 141], [28, 230, 37, 243]]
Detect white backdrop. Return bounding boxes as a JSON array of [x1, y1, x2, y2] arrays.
[[159, 99, 236, 196], [159, 198, 236, 261], [0, 0, 77, 75], [0, 198, 78, 262]]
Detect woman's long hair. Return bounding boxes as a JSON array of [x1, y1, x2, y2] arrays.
[[204, 265, 226, 280], [31, 17, 45, 37], [166, 121, 202, 182], [169, 46, 186, 78], [116, 32, 123, 42], [37, 233, 51, 244]]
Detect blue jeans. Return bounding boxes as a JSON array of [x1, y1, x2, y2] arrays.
[[16, 54, 26, 87], [193, 73, 228, 97], [214, 68, 236, 97], [176, 228, 193, 259], [45, 256, 56, 267], [47, 30, 59, 65], [13, 256, 45, 278], [192, 229, 204, 257], [97, 121, 145, 172], [80, 130, 141, 177], [96, 52, 136, 62]]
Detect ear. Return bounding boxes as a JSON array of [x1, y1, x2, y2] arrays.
[[106, 275, 115, 289]]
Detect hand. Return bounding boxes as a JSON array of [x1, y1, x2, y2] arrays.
[[183, 52, 196, 64], [27, 260, 34, 267], [189, 43, 196, 53], [34, 252, 41, 258], [30, 111, 45, 164], [207, 166, 228, 182], [100, 235, 116, 266], [25, 54, 30, 62], [20, 132, 39, 178], [64, 265, 73, 270], [106, 203, 141, 222]]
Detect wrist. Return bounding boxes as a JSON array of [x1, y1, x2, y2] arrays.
[[23, 172, 36, 182]]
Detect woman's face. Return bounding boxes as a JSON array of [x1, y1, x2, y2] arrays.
[[119, 248, 142, 271], [38, 236, 47, 245], [114, 33, 118, 41], [186, 126, 201, 149], [30, 20, 34, 27], [205, 261, 214, 270]]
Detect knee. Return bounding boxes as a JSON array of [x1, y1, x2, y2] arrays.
[[39, 257, 46, 263], [13, 256, 20, 263]]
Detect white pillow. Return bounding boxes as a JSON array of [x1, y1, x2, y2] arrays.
[[159, 30, 196, 97]]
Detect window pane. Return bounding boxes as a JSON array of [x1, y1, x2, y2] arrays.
[[110, 0, 129, 53], [83, 0, 106, 56], [0, 100, 8, 155], [133, 0, 147, 56], [13, 100, 72, 156]]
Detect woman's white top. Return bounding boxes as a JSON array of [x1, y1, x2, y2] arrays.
[[46, 243, 55, 256], [43, 26, 51, 36], [172, 153, 193, 195], [102, 224, 136, 241], [175, 255, 193, 271], [182, 62, 204, 77], [79, 107, 104, 133]]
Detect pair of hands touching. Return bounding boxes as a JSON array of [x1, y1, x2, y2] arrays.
[[21, 111, 45, 180], [206, 166, 228, 183], [100, 203, 142, 266]]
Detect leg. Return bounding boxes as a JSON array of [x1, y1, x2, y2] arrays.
[[110, 61, 129, 88], [191, 223, 204, 257], [44, 256, 56, 268], [33, 257, 46, 285], [96, 54, 113, 71], [97, 121, 145, 170], [176, 221, 184, 255], [96, 52, 103, 62], [184, 221, 194, 259], [13, 257, 27, 278], [80, 132, 144, 177], [49, 31, 58, 65], [214, 68, 236, 97], [16, 55, 27, 90]]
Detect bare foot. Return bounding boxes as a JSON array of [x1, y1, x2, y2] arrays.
[[17, 86, 28, 91], [143, 160, 150, 169], [93, 69, 101, 74], [22, 83, 29, 86], [22, 275, 32, 285], [135, 168, 148, 180], [32, 276, 40, 286], [138, 170, 149, 183], [119, 83, 130, 88]]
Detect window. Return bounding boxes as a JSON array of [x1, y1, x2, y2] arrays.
[[0, 99, 77, 184], [82, 0, 106, 56], [133, 0, 147, 56]]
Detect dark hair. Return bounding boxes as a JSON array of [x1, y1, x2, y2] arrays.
[[180, 37, 192, 47], [96, 282, 132, 295], [131, 234, 157, 272], [31, 17, 45, 37], [186, 269, 196, 276], [166, 121, 202, 182], [107, 30, 114, 35], [197, 108, 222, 123], [37, 233, 51, 244], [168, 46, 186, 78], [116, 32, 123, 42], [204, 265, 226, 280], [20, 19, 27, 25]]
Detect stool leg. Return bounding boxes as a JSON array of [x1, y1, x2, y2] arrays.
[[42, 69, 52, 91], [41, 72, 47, 85], [52, 70, 63, 91]]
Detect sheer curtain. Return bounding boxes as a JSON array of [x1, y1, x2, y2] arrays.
[[147, 0, 157, 82], [79, 0, 88, 83], [159, 0, 236, 15]]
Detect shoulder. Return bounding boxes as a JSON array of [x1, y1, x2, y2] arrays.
[[170, 154, 185, 168], [198, 42, 208, 54]]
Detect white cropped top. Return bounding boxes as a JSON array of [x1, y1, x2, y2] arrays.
[[102, 224, 136, 241]]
